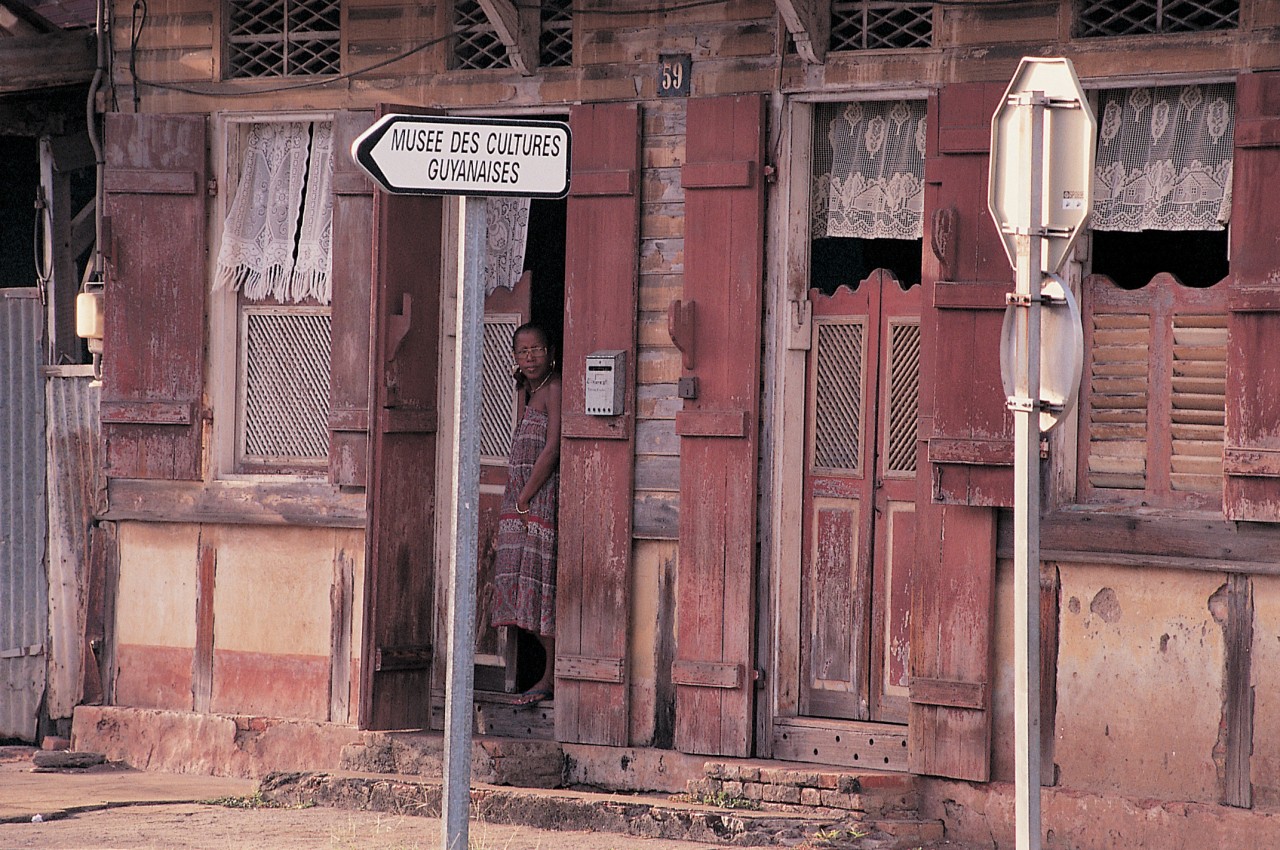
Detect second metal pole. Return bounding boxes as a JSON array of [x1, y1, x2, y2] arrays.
[[443, 197, 487, 850]]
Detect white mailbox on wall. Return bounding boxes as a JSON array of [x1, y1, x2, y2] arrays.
[[585, 350, 626, 416]]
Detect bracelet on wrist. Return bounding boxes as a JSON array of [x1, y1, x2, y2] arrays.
[[515, 504, 529, 514]]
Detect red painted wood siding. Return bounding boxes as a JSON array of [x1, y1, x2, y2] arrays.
[[910, 85, 1003, 781], [556, 102, 641, 747], [329, 110, 376, 487], [1226, 71, 1280, 521], [360, 104, 443, 731], [101, 113, 208, 481], [673, 94, 766, 757]]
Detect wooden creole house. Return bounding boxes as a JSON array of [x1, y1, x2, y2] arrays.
[[85, 0, 1280, 830]]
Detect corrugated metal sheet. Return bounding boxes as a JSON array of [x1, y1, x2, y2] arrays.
[[0, 289, 47, 742], [44, 367, 100, 720]]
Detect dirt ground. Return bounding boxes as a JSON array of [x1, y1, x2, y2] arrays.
[[0, 801, 729, 850]]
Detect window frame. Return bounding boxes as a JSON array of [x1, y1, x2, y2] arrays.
[[209, 111, 338, 482]]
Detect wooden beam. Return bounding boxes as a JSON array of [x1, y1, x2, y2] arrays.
[[0, 0, 57, 36], [0, 32, 95, 92], [774, 0, 829, 64], [475, 0, 539, 76]]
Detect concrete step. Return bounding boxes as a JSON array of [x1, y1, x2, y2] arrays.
[[259, 770, 948, 849]]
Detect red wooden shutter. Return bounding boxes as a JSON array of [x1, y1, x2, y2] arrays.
[[672, 94, 766, 757], [556, 102, 641, 746], [359, 105, 442, 731], [329, 110, 376, 487], [925, 83, 1014, 508], [1225, 71, 1280, 521], [101, 114, 208, 480], [909, 84, 1005, 780]]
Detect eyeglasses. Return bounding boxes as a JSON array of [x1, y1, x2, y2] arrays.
[[514, 346, 547, 358]]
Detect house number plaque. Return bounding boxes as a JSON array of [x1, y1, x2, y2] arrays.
[[658, 54, 691, 97]]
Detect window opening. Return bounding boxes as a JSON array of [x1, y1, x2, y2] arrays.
[[540, 0, 573, 67], [831, 1, 933, 51], [454, 0, 511, 70], [1077, 0, 1238, 37], [810, 100, 926, 293], [217, 120, 335, 473], [1080, 83, 1234, 511], [226, 0, 341, 79]]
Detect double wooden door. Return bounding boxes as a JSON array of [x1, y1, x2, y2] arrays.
[[800, 270, 921, 724]]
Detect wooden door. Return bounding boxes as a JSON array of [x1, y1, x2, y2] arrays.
[[555, 102, 641, 746], [360, 104, 444, 731], [673, 94, 766, 757], [800, 270, 920, 724], [475, 273, 531, 693]]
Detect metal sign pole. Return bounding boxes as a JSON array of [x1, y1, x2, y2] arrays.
[[1011, 91, 1045, 850], [443, 197, 486, 850]]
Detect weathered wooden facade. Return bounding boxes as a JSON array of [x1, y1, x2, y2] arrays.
[[90, 0, 1280, 820]]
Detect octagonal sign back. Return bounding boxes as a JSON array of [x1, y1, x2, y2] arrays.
[[988, 57, 1097, 274]]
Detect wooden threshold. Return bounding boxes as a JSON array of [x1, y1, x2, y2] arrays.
[[771, 716, 910, 772]]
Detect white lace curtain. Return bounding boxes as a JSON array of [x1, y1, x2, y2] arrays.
[[812, 100, 927, 241], [483, 197, 530, 296], [215, 121, 334, 304], [1092, 84, 1234, 232]]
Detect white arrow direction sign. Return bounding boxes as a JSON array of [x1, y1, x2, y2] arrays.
[[352, 114, 571, 198]]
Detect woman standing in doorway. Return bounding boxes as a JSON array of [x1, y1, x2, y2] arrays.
[[491, 323, 561, 705]]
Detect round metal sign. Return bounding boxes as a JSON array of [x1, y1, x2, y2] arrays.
[[999, 274, 1084, 433]]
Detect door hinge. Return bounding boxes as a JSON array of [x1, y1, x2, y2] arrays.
[[207, 178, 218, 196]]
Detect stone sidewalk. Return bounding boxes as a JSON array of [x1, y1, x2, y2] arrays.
[[0, 746, 254, 823]]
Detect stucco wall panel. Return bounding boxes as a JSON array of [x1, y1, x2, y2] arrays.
[[116, 521, 199, 647], [1054, 564, 1224, 802], [212, 525, 333, 655]]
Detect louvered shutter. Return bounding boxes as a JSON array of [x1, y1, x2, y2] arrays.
[[555, 102, 641, 746], [101, 114, 208, 480], [1225, 71, 1280, 520], [1080, 273, 1227, 510], [909, 84, 1003, 781]]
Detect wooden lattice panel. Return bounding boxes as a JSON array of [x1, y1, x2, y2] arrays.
[[454, 0, 510, 70], [1077, 0, 1238, 37], [1169, 313, 1226, 495], [480, 317, 519, 461], [1086, 312, 1150, 492], [812, 320, 865, 473], [226, 0, 340, 78], [241, 307, 331, 463], [540, 0, 573, 67], [884, 320, 919, 475], [831, 1, 933, 51]]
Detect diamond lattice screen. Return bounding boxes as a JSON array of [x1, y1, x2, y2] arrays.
[[813, 321, 865, 472], [1078, 0, 1237, 36], [885, 320, 920, 475], [481, 318, 519, 460], [831, 1, 933, 51], [227, 0, 341, 78], [454, 0, 510, 70], [242, 309, 331, 462], [540, 0, 573, 67]]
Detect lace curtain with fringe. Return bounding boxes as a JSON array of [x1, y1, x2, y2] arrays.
[[1092, 84, 1234, 232], [483, 197, 530, 296], [215, 121, 334, 303], [812, 100, 927, 241]]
